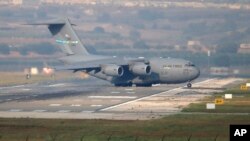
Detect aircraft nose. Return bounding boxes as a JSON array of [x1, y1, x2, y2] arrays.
[[193, 67, 200, 79]]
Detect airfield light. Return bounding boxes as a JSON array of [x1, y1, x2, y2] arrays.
[[43, 67, 54, 75]]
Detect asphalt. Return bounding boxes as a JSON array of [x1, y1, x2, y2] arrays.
[[0, 77, 244, 120]]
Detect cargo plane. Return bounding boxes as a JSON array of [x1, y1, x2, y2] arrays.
[[31, 18, 200, 87]]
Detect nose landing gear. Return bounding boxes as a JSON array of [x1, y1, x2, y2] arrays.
[[187, 82, 192, 88]]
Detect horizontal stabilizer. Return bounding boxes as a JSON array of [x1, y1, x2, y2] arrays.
[[25, 18, 76, 26]]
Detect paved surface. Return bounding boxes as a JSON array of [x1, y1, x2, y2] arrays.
[[0, 77, 244, 120]]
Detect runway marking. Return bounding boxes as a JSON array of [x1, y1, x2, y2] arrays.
[[100, 79, 215, 111], [6, 99, 12, 101], [91, 105, 103, 107], [33, 110, 47, 112], [89, 96, 137, 99], [57, 110, 71, 113], [192, 78, 217, 86], [111, 91, 120, 94], [100, 87, 181, 111], [71, 104, 81, 107], [49, 104, 62, 107], [0, 85, 25, 90], [49, 83, 66, 87], [11, 85, 25, 88], [9, 109, 22, 112], [81, 111, 94, 113], [21, 88, 31, 91], [125, 88, 134, 91], [127, 92, 135, 94]]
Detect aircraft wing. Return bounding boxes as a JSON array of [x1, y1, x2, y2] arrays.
[[54, 64, 99, 72], [54, 58, 128, 72], [54, 57, 149, 72]]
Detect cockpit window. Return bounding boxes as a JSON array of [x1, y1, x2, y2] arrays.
[[185, 62, 195, 67]]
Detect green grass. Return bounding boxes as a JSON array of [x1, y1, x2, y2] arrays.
[[0, 114, 250, 141], [182, 81, 250, 113]]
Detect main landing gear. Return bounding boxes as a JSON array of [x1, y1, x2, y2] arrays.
[[114, 82, 133, 87], [135, 84, 152, 87], [187, 82, 192, 88]]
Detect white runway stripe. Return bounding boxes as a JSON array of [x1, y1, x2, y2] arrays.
[[33, 110, 47, 112], [9, 109, 22, 112], [111, 91, 120, 94], [71, 104, 81, 107], [91, 105, 103, 107], [49, 104, 62, 106], [127, 92, 135, 94], [81, 111, 94, 113], [88, 96, 137, 99], [125, 89, 134, 91], [0, 85, 25, 90], [101, 79, 215, 111], [48, 83, 66, 87], [57, 110, 71, 113], [21, 88, 31, 91], [100, 87, 181, 111], [11, 85, 25, 88]]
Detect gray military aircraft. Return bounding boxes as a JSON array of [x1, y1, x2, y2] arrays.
[[31, 18, 200, 87]]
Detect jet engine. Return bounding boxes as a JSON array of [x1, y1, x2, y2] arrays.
[[102, 64, 124, 77], [130, 63, 151, 76]]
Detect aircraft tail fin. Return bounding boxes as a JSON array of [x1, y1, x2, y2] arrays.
[[29, 18, 90, 56]]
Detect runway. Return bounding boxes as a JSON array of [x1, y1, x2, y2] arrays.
[[0, 77, 244, 120]]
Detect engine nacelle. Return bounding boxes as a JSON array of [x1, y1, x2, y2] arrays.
[[102, 64, 124, 77], [130, 63, 151, 76]]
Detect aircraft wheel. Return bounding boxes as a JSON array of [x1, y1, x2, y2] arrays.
[[187, 83, 192, 88], [114, 83, 132, 87], [114, 84, 121, 87], [145, 84, 152, 87], [126, 82, 133, 87]]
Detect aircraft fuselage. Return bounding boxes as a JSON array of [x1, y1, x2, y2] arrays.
[[86, 57, 200, 87]]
